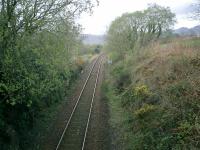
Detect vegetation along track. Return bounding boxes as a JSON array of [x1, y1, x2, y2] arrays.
[[55, 54, 104, 150]]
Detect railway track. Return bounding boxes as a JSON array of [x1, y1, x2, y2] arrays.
[[55, 55, 104, 150]]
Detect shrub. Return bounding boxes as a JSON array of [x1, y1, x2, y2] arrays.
[[133, 85, 152, 98], [105, 37, 200, 149], [134, 104, 156, 118], [111, 62, 131, 93]]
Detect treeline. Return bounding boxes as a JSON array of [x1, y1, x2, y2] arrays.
[[107, 4, 175, 58], [105, 4, 200, 149], [0, 0, 98, 149]]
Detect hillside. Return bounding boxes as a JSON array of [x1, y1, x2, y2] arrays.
[[81, 34, 106, 45], [105, 38, 200, 149], [103, 6, 200, 149], [174, 25, 200, 36]]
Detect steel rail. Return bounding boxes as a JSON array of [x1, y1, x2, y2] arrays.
[[55, 55, 101, 150], [81, 57, 103, 150]]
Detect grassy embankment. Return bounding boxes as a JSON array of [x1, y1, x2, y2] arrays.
[[104, 37, 200, 149]]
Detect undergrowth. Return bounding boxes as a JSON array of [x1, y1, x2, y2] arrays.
[[104, 38, 200, 150]]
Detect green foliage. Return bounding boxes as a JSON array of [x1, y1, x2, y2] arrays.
[[105, 8, 200, 148], [110, 61, 131, 93], [0, 27, 80, 149], [106, 4, 176, 58], [133, 85, 152, 98], [134, 104, 156, 118], [80, 44, 102, 56], [94, 45, 102, 53], [0, 0, 98, 149]]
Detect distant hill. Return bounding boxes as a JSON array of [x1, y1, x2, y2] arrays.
[[81, 25, 200, 44], [81, 34, 106, 45], [174, 25, 200, 37]]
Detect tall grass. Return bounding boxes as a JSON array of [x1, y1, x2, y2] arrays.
[[105, 37, 200, 149]]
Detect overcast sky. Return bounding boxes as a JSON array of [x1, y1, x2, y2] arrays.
[[78, 0, 199, 35]]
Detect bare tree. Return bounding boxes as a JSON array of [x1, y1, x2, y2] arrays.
[[192, 0, 200, 20]]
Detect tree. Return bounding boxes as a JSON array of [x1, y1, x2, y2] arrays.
[[0, 0, 98, 52], [192, 0, 200, 20], [0, 0, 98, 149], [145, 4, 176, 39], [106, 4, 176, 59]]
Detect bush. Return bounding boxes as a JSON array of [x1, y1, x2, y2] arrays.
[[105, 37, 200, 149], [134, 104, 156, 118], [0, 29, 81, 149], [111, 61, 131, 93]]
